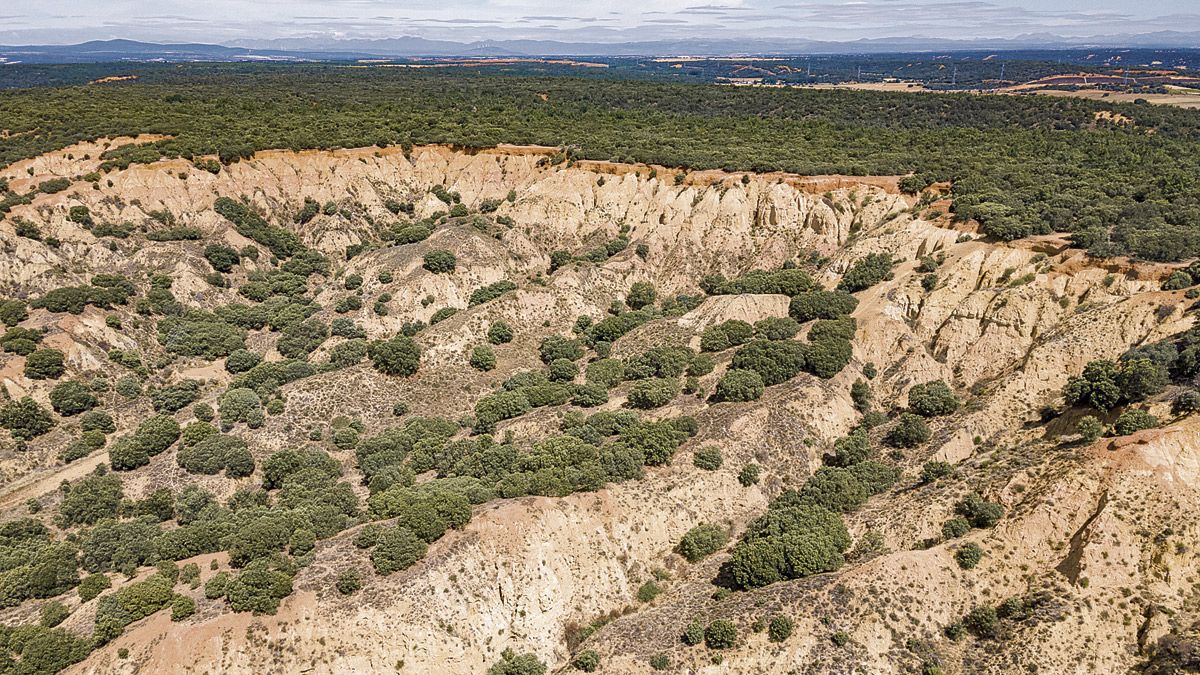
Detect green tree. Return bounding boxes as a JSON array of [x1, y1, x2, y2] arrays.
[[704, 619, 737, 649], [371, 526, 427, 575], [714, 369, 764, 402], [487, 649, 546, 675], [469, 345, 496, 371], [423, 249, 457, 274], [768, 615, 794, 642], [955, 542, 983, 570], [24, 348, 66, 379], [1, 397, 56, 440], [908, 380, 960, 417], [626, 281, 656, 310], [572, 649, 600, 672], [1076, 415, 1103, 443], [627, 378, 678, 409], [837, 253, 894, 292], [677, 523, 728, 562], [693, 446, 723, 470], [369, 336, 421, 376], [1113, 408, 1158, 435], [885, 413, 931, 448], [487, 321, 514, 344]]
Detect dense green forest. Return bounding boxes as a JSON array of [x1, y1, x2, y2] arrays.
[[2, 65, 1200, 259]]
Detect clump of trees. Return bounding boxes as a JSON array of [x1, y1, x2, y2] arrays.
[[837, 254, 894, 293]]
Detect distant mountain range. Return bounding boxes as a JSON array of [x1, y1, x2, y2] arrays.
[[2, 33, 1200, 63]]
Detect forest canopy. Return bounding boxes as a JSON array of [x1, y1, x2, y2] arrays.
[[2, 65, 1200, 260]]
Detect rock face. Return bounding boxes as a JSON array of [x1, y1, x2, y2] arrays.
[[0, 143, 1196, 675]]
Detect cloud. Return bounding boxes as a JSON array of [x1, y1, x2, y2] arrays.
[[1, 0, 1197, 46]]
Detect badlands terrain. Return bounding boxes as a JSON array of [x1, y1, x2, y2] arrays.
[[0, 138, 1196, 675]]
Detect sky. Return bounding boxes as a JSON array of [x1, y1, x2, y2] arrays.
[[0, 0, 1196, 46]]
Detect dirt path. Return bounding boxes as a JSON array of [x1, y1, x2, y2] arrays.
[[0, 450, 107, 510]]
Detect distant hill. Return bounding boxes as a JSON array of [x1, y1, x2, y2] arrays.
[[4, 33, 1200, 63]]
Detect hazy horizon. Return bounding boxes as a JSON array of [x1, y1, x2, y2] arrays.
[[1, 0, 1196, 47]]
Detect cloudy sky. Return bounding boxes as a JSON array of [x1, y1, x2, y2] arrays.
[[1, 0, 1196, 45]]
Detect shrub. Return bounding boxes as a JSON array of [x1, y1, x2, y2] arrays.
[[57, 471, 123, 527], [942, 517, 971, 539], [956, 542, 983, 569], [422, 249, 457, 274], [545, 358, 576, 383], [40, 601, 70, 628], [704, 620, 737, 649], [677, 523, 728, 562], [539, 335, 583, 364], [220, 388, 264, 428], [963, 605, 999, 638], [79, 408, 115, 432], [1172, 389, 1200, 415], [49, 381, 98, 416], [225, 560, 294, 615], [487, 649, 546, 675], [108, 437, 149, 471], [572, 649, 600, 672], [754, 316, 801, 340], [172, 595, 196, 621], [1113, 408, 1158, 435], [329, 339, 368, 368], [1, 397, 56, 440], [571, 383, 608, 407], [627, 378, 678, 409], [214, 197, 304, 259], [789, 291, 859, 322], [805, 337, 852, 379], [626, 282, 656, 310], [276, 319, 328, 359], [1063, 358, 1167, 412], [687, 353, 715, 377], [1162, 270, 1193, 290], [693, 446, 723, 470], [336, 570, 362, 595], [371, 526, 427, 575], [714, 369, 764, 402], [369, 336, 421, 376], [683, 621, 704, 645], [474, 390, 532, 432], [78, 573, 112, 602], [469, 280, 517, 306], [0, 299, 28, 327], [702, 269, 816, 296], [700, 320, 754, 352], [487, 321, 514, 344], [731, 339, 806, 386], [204, 244, 241, 273], [637, 581, 662, 603], [586, 359, 625, 389], [956, 492, 1004, 529], [738, 464, 761, 486], [1076, 415, 1103, 442], [178, 434, 254, 477], [908, 380, 960, 417], [649, 654, 670, 670], [768, 615, 794, 642], [920, 461, 953, 483], [24, 348, 66, 379], [885, 413, 931, 448], [150, 379, 202, 413], [837, 253, 894, 292]]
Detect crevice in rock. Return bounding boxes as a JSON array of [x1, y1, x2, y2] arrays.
[[1056, 489, 1108, 585]]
